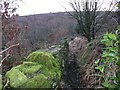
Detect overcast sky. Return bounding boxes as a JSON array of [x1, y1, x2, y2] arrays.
[[17, 0, 118, 16]]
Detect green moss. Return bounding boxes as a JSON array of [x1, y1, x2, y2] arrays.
[[6, 51, 61, 88], [21, 74, 52, 88], [6, 68, 28, 88], [26, 52, 56, 69], [15, 62, 42, 75]]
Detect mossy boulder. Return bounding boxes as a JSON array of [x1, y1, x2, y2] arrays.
[[26, 52, 59, 69], [6, 51, 61, 88]]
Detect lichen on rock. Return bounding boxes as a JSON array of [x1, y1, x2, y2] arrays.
[[6, 51, 61, 88]]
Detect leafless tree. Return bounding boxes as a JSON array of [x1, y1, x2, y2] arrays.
[[66, 0, 117, 42]]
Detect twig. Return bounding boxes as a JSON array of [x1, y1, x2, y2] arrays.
[[0, 43, 19, 55], [3, 80, 9, 90], [0, 54, 10, 66], [0, 43, 19, 66]]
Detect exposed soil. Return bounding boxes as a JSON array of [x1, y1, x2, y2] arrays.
[[61, 53, 88, 89], [61, 37, 102, 89]]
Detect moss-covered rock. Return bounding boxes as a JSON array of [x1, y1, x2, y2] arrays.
[[6, 68, 28, 88], [6, 51, 61, 88], [26, 52, 59, 69]]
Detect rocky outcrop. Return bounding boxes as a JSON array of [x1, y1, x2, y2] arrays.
[[69, 36, 88, 54], [5, 51, 61, 88]]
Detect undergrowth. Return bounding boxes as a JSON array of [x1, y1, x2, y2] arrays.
[[95, 25, 120, 89]]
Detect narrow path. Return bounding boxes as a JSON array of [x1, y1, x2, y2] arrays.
[[63, 52, 87, 89]]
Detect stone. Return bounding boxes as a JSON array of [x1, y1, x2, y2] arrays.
[[6, 51, 61, 88], [69, 36, 88, 54]]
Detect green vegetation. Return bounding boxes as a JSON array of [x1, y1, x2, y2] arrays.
[[5, 51, 61, 88], [1, 0, 120, 89], [95, 29, 119, 88], [59, 39, 69, 74]]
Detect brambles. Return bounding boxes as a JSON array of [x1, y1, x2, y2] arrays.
[[95, 30, 119, 88]]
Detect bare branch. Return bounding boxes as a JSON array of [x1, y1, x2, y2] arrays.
[[0, 43, 19, 55], [0, 54, 10, 66]]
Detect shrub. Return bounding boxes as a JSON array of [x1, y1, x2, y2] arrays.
[[95, 31, 119, 88]]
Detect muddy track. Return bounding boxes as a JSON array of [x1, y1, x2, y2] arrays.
[[62, 53, 87, 89]]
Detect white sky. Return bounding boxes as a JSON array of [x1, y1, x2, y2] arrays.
[[17, 0, 118, 16]]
